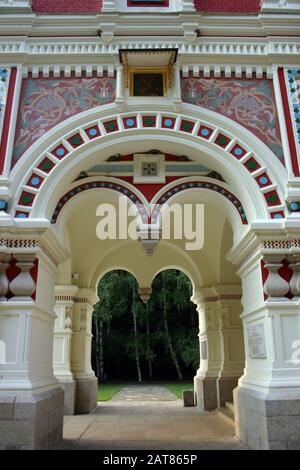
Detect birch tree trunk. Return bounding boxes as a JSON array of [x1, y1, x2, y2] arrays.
[[94, 316, 101, 381], [132, 287, 142, 383], [146, 303, 153, 379], [99, 318, 105, 381], [162, 274, 183, 380]]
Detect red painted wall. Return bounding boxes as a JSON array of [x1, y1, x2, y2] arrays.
[[194, 0, 261, 13], [32, 0, 103, 14], [31, 0, 262, 14]]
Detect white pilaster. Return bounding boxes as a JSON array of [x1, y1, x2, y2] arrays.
[[53, 285, 79, 415], [72, 288, 98, 414], [0, 224, 68, 449], [229, 229, 300, 449], [192, 288, 223, 411]]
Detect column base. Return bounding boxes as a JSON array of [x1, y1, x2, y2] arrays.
[[75, 376, 98, 414], [56, 376, 76, 415], [0, 387, 64, 450], [217, 376, 239, 407], [194, 375, 218, 411], [234, 386, 300, 450]]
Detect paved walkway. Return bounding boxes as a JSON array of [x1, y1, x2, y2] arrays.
[[58, 385, 247, 450], [111, 385, 177, 402]]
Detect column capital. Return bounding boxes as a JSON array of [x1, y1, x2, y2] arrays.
[[0, 223, 70, 267], [75, 288, 98, 308], [228, 224, 300, 270], [55, 285, 79, 304]]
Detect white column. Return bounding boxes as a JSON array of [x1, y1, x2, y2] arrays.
[[173, 63, 182, 110], [72, 288, 98, 414], [229, 233, 300, 450], [115, 64, 125, 107], [53, 285, 78, 415], [215, 285, 244, 407], [0, 225, 69, 449], [192, 288, 223, 411]]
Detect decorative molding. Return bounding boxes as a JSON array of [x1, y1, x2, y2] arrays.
[[0, 237, 61, 267], [138, 287, 153, 304], [261, 0, 300, 13], [0, 0, 32, 11], [21, 64, 116, 79], [51, 179, 145, 224], [0, 37, 300, 67], [181, 64, 274, 79], [203, 294, 243, 304], [49, 176, 248, 226], [261, 239, 300, 251], [12, 111, 284, 221], [0, 238, 39, 248], [155, 180, 248, 224], [55, 295, 75, 302]]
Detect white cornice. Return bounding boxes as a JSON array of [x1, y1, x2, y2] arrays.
[[0, 0, 32, 12], [0, 12, 300, 38], [261, 1, 300, 13], [0, 36, 299, 70]]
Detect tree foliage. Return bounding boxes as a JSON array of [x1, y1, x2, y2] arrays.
[[92, 269, 199, 381]]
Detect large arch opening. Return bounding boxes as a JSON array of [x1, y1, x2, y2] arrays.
[[7, 106, 267, 448], [50, 160, 245, 424]]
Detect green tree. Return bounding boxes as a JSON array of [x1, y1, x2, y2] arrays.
[[93, 271, 128, 381]]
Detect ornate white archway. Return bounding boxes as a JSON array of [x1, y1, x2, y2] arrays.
[[9, 103, 287, 226]]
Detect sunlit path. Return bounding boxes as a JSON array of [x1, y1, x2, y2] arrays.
[[58, 385, 247, 450], [111, 385, 177, 402]]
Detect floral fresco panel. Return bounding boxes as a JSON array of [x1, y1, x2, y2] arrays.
[[12, 76, 116, 167], [181, 77, 284, 163]]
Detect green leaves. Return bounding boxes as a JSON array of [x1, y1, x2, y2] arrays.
[[93, 269, 198, 380]]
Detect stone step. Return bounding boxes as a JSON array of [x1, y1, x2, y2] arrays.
[[216, 407, 235, 426], [225, 401, 234, 414]]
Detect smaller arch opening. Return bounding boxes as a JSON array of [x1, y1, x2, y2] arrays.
[[92, 268, 199, 400]]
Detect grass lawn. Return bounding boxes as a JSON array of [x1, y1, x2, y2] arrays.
[[165, 382, 194, 400], [97, 383, 122, 401]]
